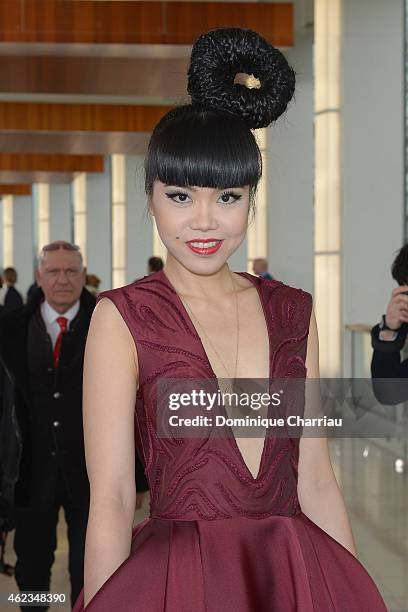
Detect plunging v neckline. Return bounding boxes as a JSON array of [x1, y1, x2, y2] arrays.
[[158, 269, 272, 483]]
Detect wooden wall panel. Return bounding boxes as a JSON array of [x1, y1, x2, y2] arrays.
[[0, 1, 21, 37], [0, 154, 104, 173], [0, 184, 32, 196], [0, 56, 188, 97], [0, 103, 172, 132], [0, 1, 293, 46], [166, 2, 293, 45], [0, 171, 75, 184], [0, 132, 151, 156], [24, 1, 163, 44]]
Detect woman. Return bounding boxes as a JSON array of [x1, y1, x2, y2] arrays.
[[74, 28, 386, 611]]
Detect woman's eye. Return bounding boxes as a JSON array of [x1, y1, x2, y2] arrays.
[[165, 192, 191, 204], [218, 192, 242, 205]]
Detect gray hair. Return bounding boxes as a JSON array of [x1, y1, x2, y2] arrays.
[[38, 241, 84, 269]]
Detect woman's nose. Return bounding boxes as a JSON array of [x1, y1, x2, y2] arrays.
[[189, 202, 218, 231]]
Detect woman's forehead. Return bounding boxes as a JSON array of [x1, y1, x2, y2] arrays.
[[154, 181, 248, 192]]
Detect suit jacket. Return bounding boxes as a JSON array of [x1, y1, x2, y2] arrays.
[[4, 286, 23, 311], [0, 287, 96, 528]]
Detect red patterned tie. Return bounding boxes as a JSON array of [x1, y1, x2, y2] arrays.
[[53, 316, 68, 367]]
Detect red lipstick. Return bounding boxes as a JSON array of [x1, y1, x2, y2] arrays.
[[186, 238, 223, 256]]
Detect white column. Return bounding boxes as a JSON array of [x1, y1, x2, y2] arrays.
[[49, 184, 72, 242], [12, 195, 34, 297], [32, 183, 50, 250], [111, 154, 127, 288], [314, 0, 342, 377], [342, 0, 403, 367], [85, 157, 112, 291], [126, 155, 153, 282], [266, 31, 314, 292], [2, 196, 12, 270], [246, 129, 268, 274]]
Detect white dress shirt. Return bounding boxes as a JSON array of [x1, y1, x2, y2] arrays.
[[40, 299, 80, 349]]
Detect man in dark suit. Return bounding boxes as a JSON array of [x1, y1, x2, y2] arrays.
[[0, 241, 95, 610], [1, 267, 23, 311]]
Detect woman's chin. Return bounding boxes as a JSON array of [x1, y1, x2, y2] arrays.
[[169, 253, 229, 276]]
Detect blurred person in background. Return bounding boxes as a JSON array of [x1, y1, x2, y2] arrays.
[[0, 274, 4, 314], [0, 267, 23, 311], [0, 240, 95, 611], [147, 256, 164, 274], [85, 274, 101, 297], [371, 243, 408, 403], [252, 257, 274, 280], [26, 279, 39, 302]]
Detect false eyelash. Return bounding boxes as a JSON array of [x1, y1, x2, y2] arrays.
[[164, 190, 243, 203], [165, 191, 189, 199], [219, 190, 243, 202]]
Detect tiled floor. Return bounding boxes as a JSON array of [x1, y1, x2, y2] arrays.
[[0, 495, 150, 611], [330, 438, 408, 611], [0, 438, 407, 610]]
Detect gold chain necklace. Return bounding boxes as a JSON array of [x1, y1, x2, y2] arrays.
[[179, 270, 239, 396]]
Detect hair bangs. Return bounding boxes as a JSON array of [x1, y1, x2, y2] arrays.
[[145, 108, 262, 195]]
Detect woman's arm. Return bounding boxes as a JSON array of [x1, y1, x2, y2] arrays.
[[82, 297, 138, 607], [297, 305, 357, 556]]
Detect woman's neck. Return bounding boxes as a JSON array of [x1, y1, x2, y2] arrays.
[[163, 255, 236, 299]]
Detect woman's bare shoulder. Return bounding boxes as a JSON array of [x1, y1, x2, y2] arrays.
[[87, 296, 139, 376]]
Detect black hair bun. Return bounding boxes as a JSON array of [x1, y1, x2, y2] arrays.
[[187, 27, 296, 129]]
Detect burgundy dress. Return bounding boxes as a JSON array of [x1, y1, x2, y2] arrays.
[[73, 270, 387, 611]]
